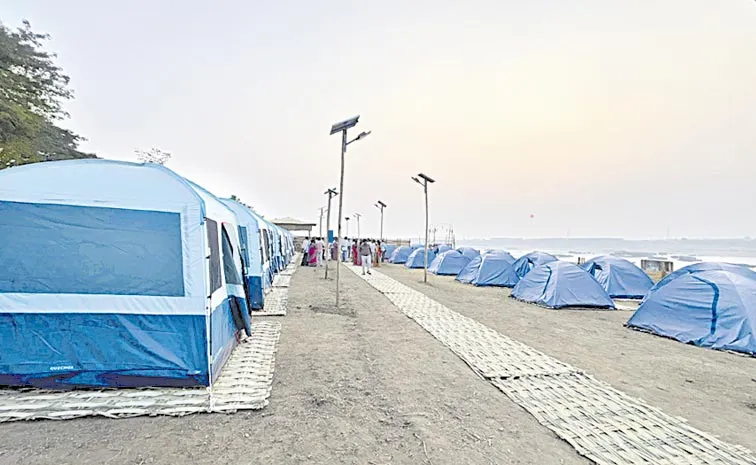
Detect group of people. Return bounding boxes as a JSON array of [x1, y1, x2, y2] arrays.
[[301, 236, 386, 275]]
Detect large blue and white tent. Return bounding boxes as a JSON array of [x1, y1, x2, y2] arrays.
[[390, 246, 414, 264], [471, 252, 518, 287], [512, 261, 615, 309], [0, 160, 250, 389], [512, 251, 558, 279], [581, 256, 654, 299], [221, 198, 267, 309], [406, 248, 436, 269], [627, 268, 756, 355], [456, 254, 484, 284], [456, 247, 480, 260], [429, 250, 471, 275]]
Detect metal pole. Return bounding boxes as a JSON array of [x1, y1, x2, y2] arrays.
[[318, 207, 324, 238], [380, 207, 384, 242], [335, 129, 346, 307], [325, 195, 333, 279], [424, 181, 429, 284]]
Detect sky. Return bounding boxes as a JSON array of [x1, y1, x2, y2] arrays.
[[3, 1, 756, 240]]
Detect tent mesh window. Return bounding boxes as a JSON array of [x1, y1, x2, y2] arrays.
[[207, 218, 222, 293]]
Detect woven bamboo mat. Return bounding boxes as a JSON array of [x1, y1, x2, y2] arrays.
[[347, 265, 756, 465], [0, 321, 281, 422], [252, 288, 288, 317]]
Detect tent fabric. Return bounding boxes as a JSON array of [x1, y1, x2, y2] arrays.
[[581, 256, 654, 299], [512, 261, 616, 309], [647, 262, 756, 298], [471, 253, 518, 287], [0, 160, 249, 389], [390, 246, 413, 264], [627, 269, 756, 355], [405, 248, 436, 269], [512, 251, 558, 279], [429, 250, 472, 275], [456, 247, 480, 259]]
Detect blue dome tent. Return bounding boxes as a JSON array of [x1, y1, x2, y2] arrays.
[[456, 247, 480, 260], [390, 246, 414, 264], [512, 251, 558, 279], [406, 248, 436, 269], [0, 160, 250, 389], [382, 244, 397, 261], [435, 244, 453, 254], [627, 269, 756, 355], [221, 198, 268, 309], [429, 250, 472, 275], [647, 262, 756, 298], [581, 256, 653, 299], [471, 252, 518, 287], [456, 255, 484, 284], [512, 261, 615, 309]]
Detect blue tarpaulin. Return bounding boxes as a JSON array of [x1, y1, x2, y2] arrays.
[[581, 256, 654, 299], [471, 252, 518, 287], [406, 248, 436, 269], [627, 268, 756, 355], [429, 250, 471, 275], [512, 261, 615, 309], [382, 244, 397, 260]]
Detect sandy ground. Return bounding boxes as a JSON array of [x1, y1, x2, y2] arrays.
[[0, 264, 592, 465], [378, 264, 756, 452]]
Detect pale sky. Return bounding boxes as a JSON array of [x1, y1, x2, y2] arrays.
[[4, 1, 756, 240]]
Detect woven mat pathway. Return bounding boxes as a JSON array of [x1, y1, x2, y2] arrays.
[[0, 321, 281, 422], [252, 256, 299, 317], [347, 266, 756, 465]]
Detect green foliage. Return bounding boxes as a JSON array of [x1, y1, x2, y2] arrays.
[[0, 20, 94, 169], [135, 148, 171, 165]]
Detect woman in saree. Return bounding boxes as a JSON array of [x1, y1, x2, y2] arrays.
[[307, 239, 318, 266]]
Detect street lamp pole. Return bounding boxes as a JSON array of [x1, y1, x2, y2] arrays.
[[318, 207, 325, 239], [330, 116, 371, 307], [353, 213, 362, 243], [412, 173, 435, 284], [324, 188, 338, 279], [375, 201, 386, 242]]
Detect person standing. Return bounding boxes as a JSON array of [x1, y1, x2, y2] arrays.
[[341, 237, 349, 262], [352, 239, 360, 266], [375, 240, 382, 267], [301, 237, 309, 266], [360, 240, 373, 275], [315, 237, 325, 267], [307, 238, 318, 266]]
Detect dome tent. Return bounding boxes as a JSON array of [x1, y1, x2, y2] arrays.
[[581, 256, 654, 299], [390, 246, 413, 264], [429, 250, 472, 275], [647, 262, 756, 298], [435, 244, 453, 254], [471, 252, 518, 287], [0, 160, 250, 389], [456, 247, 480, 260], [512, 251, 558, 279], [627, 269, 756, 355], [382, 244, 397, 260], [512, 261, 615, 309], [456, 254, 484, 284], [406, 248, 436, 269]]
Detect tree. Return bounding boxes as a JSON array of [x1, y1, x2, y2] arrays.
[[0, 20, 94, 168], [135, 148, 171, 165]]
